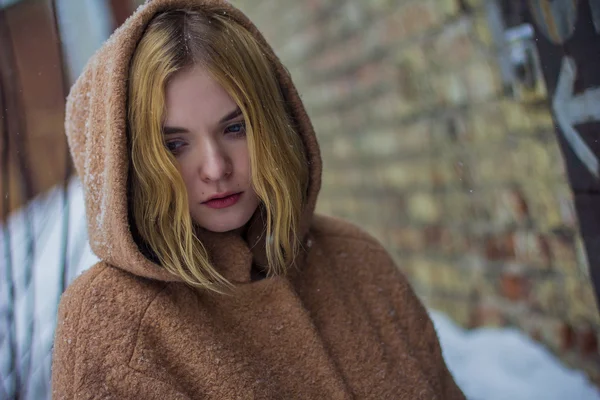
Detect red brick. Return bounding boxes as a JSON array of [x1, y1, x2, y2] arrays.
[[389, 227, 426, 252], [547, 232, 578, 273], [470, 303, 507, 328], [531, 328, 542, 342], [453, 160, 470, 181], [502, 187, 530, 221], [431, 19, 474, 67], [485, 233, 516, 261], [399, 2, 438, 38], [560, 323, 576, 351], [500, 273, 530, 301], [578, 327, 599, 357]]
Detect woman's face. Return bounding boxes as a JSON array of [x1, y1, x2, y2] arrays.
[[163, 67, 260, 233]]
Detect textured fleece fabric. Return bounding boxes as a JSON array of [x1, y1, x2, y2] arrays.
[[51, 0, 466, 398]]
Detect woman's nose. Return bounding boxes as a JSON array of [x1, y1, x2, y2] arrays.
[[199, 142, 232, 182]]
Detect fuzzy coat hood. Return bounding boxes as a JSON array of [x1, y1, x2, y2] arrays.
[[52, 1, 465, 399], [65, 0, 322, 283]]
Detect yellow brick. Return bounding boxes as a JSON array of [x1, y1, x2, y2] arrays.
[[441, 191, 473, 224], [380, 163, 412, 188], [410, 258, 436, 290], [395, 43, 429, 70], [401, 120, 432, 152], [468, 102, 508, 142], [464, 0, 485, 9], [407, 192, 441, 222], [316, 113, 344, 135], [470, 152, 514, 184], [399, 1, 441, 38], [512, 139, 552, 179], [431, 18, 475, 67], [430, 159, 458, 186], [315, 199, 334, 215], [434, 72, 469, 105], [413, 258, 477, 295], [369, 91, 412, 121], [437, 0, 461, 17], [381, 161, 432, 189], [331, 136, 355, 159], [545, 139, 570, 180], [575, 236, 591, 278], [547, 235, 579, 274], [356, 129, 401, 157], [464, 60, 502, 101], [473, 11, 494, 46], [322, 168, 363, 188], [564, 276, 600, 324], [531, 279, 561, 315], [527, 192, 563, 231], [428, 296, 473, 327], [502, 100, 535, 132], [528, 108, 556, 131], [366, 0, 398, 14]]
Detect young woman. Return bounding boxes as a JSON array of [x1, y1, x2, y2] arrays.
[[51, 1, 465, 398]]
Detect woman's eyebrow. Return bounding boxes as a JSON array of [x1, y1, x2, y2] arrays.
[[219, 107, 242, 124], [162, 126, 189, 135], [162, 107, 242, 135]]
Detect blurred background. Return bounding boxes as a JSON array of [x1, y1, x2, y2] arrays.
[[1, 0, 600, 399]]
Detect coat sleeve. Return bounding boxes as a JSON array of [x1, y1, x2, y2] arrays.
[[373, 248, 466, 400], [50, 266, 191, 400]]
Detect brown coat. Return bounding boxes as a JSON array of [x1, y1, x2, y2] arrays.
[[51, 0, 465, 399]]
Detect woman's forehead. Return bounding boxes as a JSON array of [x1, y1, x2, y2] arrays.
[[164, 67, 238, 127]]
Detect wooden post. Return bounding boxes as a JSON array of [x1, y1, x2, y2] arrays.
[[109, 0, 135, 29]]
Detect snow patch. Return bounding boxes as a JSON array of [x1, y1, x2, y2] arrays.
[[430, 310, 600, 400]]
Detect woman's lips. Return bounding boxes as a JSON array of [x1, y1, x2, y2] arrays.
[[202, 192, 242, 209]]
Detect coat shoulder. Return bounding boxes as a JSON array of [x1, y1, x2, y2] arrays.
[[53, 263, 188, 398], [54, 262, 168, 369], [308, 213, 400, 283], [59, 261, 167, 317]]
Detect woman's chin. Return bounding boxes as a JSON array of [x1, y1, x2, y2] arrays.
[[192, 214, 254, 234], [191, 194, 260, 234]]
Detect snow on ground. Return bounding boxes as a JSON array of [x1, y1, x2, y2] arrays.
[[431, 311, 600, 400], [1, 180, 599, 399]]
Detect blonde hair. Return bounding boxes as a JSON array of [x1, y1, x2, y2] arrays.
[[128, 7, 308, 293]]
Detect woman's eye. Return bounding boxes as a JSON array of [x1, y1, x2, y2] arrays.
[[165, 140, 185, 154], [225, 122, 246, 137]]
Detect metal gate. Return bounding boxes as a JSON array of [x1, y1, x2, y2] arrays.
[[528, 0, 600, 309], [0, 1, 135, 398]]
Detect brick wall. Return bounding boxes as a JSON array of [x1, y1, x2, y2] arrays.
[[233, 0, 600, 381]]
